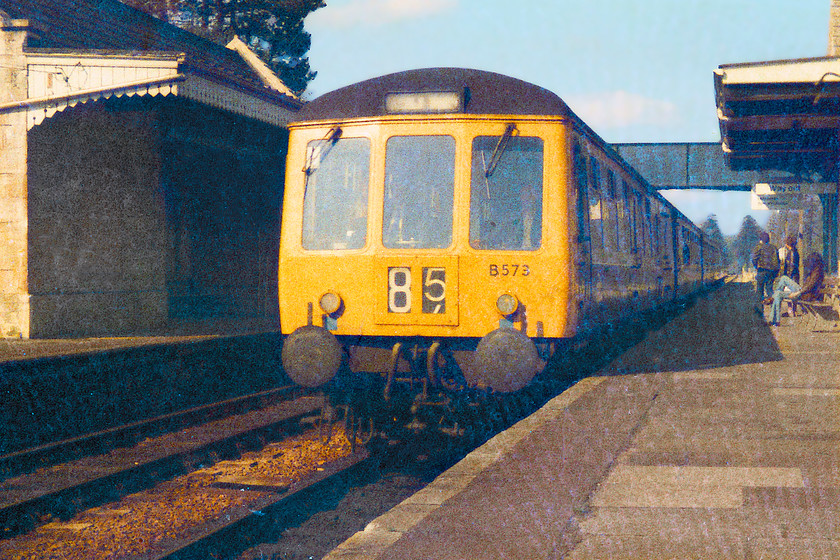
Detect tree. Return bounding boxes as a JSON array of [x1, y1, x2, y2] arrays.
[[732, 215, 765, 270], [700, 214, 729, 266], [121, 0, 324, 95], [121, 0, 179, 19]]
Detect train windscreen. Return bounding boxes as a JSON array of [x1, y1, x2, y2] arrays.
[[302, 137, 371, 250], [383, 135, 455, 249], [470, 135, 543, 250]]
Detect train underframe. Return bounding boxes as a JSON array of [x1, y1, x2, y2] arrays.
[[282, 280, 721, 445]]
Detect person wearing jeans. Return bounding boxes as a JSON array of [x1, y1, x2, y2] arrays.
[[769, 275, 801, 326]]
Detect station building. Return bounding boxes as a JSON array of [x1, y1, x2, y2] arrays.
[[0, 0, 301, 338]]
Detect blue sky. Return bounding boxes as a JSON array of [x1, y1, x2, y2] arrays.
[[302, 0, 830, 235]]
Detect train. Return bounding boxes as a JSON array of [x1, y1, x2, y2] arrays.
[[278, 68, 726, 401]]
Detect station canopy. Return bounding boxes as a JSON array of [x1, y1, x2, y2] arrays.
[[715, 56, 840, 182]]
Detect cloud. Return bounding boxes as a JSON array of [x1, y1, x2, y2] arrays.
[[565, 91, 681, 130], [308, 0, 457, 28]]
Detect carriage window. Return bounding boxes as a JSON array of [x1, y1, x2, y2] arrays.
[[383, 135, 455, 249], [617, 178, 629, 252], [630, 190, 640, 254], [302, 137, 370, 250], [573, 143, 588, 243], [470, 135, 543, 250], [588, 156, 604, 257], [644, 198, 653, 255], [604, 169, 618, 254]]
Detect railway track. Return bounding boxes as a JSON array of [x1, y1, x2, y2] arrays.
[[0, 381, 551, 560], [0, 387, 328, 540], [0, 421, 372, 560], [0, 386, 303, 478], [0, 292, 712, 559]]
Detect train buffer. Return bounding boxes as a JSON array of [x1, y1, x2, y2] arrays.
[[325, 280, 840, 559]]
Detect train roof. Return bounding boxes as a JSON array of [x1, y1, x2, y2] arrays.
[[294, 67, 576, 122], [294, 67, 704, 231]]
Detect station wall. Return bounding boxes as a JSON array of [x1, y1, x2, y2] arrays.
[[27, 106, 168, 336], [22, 98, 287, 337]]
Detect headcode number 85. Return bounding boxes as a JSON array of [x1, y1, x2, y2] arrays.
[[388, 267, 446, 314]]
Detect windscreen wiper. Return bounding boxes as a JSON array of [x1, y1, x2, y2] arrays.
[[484, 123, 517, 178], [304, 126, 342, 175]]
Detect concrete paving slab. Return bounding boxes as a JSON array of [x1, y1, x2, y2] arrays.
[[747, 538, 840, 560], [600, 465, 805, 487], [567, 533, 748, 560]]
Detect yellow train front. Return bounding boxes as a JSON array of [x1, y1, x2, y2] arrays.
[[279, 68, 723, 397]]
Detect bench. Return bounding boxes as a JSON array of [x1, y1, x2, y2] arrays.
[[788, 277, 840, 332]]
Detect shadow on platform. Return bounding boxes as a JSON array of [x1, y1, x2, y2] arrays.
[[602, 281, 784, 376]]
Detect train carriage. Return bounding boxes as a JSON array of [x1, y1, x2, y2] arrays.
[[279, 68, 724, 397]]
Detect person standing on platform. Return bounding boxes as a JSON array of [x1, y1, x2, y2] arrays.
[[779, 235, 800, 284], [751, 231, 779, 304]]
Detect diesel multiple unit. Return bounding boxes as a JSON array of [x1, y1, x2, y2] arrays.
[[279, 68, 725, 396]]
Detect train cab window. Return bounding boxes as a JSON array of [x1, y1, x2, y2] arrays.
[[470, 135, 543, 250], [383, 135, 455, 249], [302, 136, 371, 250]]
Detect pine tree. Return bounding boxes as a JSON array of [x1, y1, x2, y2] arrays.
[[733, 215, 765, 270], [121, 0, 324, 95], [700, 214, 730, 266]]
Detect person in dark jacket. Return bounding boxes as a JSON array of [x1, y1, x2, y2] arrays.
[[797, 251, 825, 301], [751, 231, 779, 302], [779, 235, 799, 284]]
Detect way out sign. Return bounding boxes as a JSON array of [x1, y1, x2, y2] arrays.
[[751, 182, 835, 210]]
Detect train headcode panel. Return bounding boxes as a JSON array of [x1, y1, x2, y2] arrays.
[[278, 68, 726, 396]]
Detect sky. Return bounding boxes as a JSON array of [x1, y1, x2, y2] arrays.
[[301, 0, 830, 236]]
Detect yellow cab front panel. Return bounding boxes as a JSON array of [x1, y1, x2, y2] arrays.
[[278, 116, 576, 342]]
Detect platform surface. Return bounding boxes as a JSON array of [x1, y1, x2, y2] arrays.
[[325, 281, 840, 559], [0, 323, 279, 364], [0, 336, 220, 363]]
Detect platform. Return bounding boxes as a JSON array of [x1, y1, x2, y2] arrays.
[[326, 281, 840, 559], [0, 320, 280, 364], [0, 330, 285, 455], [0, 335, 221, 363]]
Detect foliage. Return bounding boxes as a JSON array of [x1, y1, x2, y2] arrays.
[[732, 215, 765, 269], [699, 214, 730, 266], [121, 0, 180, 19], [120, 0, 324, 95]]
